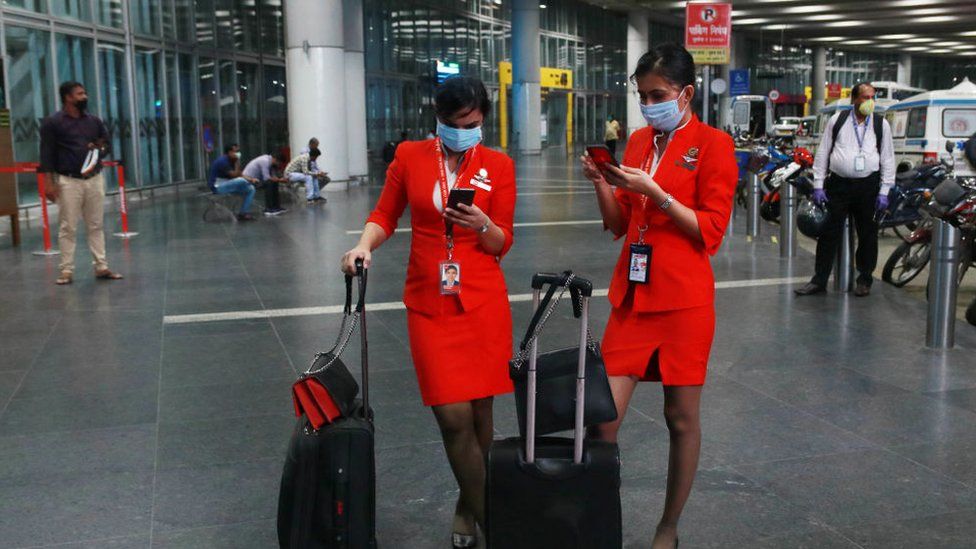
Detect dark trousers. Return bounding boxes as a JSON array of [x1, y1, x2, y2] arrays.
[[812, 173, 881, 288], [605, 139, 617, 157], [263, 181, 281, 210]]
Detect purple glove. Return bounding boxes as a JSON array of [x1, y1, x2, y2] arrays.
[[876, 194, 889, 212], [812, 189, 828, 205]]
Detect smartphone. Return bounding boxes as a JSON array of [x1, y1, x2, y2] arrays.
[[447, 188, 476, 210], [586, 145, 620, 172]]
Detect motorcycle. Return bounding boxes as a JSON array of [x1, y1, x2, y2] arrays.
[[876, 163, 947, 242], [759, 146, 815, 223]]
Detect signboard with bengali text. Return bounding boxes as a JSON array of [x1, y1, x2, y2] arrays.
[[685, 2, 732, 65]]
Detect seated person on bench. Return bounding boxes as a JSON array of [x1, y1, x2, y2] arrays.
[[208, 143, 255, 221], [243, 151, 288, 216]]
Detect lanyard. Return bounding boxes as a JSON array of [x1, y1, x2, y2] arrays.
[[634, 132, 670, 244], [852, 113, 869, 153], [434, 138, 477, 260]]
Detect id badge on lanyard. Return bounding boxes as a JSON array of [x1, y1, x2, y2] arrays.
[[630, 143, 658, 285], [435, 138, 476, 295]]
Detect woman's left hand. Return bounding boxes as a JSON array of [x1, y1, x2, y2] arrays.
[[444, 203, 490, 231], [603, 164, 662, 198]]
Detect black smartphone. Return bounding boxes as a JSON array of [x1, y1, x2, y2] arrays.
[[447, 188, 476, 210], [586, 145, 620, 172]]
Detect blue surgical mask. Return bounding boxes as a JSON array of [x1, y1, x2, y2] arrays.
[[436, 120, 482, 152], [640, 92, 689, 132]]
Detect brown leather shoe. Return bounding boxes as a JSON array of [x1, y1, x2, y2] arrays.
[[854, 283, 871, 297], [794, 283, 826, 296]]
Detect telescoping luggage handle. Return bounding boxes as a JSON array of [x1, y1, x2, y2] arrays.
[[302, 259, 370, 413], [523, 272, 594, 465]]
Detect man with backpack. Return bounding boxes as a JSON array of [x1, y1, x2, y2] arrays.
[[795, 82, 895, 297]]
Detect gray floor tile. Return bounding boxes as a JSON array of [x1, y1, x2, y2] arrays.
[[156, 414, 294, 470], [0, 369, 25, 406], [0, 470, 153, 547], [24, 534, 150, 549], [890, 435, 976, 489], [160, 330, 294, 389], [158, 379, 293, 423], [151, 459, 281, 533], [0, 387, 159, 436], [151, 519, 276, 549], [734, 449, 976, 528], [840, 509, 976, 548]]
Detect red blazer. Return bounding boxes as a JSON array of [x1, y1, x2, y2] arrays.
[[608, 115, 737, 312], [366, 140, 516, 316]]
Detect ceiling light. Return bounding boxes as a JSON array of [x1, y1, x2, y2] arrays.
[[846, 40, 873, 45], [959, 31, 976, 37], [781, 5, 827, 13], [734, 18, 770, 25], [904, 37, 938, 43], [928, 49, 952, 54], [915, 15, 958, 23], [879, 34, 915, 39], [810, 36, 845, 42], [903, 46, 927, 52], [950, 44, 976, 50], [937, 41, 964, 47], [767, 24, 794, 31], [905, 8, 953, 16], [826, 21, 862, 27], [805, 14, 844, 21], [874, 44, 899, 48]]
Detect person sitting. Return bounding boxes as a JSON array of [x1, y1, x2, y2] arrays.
[[208, 143, 256, 221], [284, 147, 327, 204], [243, 151, 289, 216]]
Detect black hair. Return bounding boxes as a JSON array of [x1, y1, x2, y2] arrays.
[[445, 265, 458, 273], [59, 81, 85, 103], [435, 76, 491, 121], [272, 151, 287, 163], [851, 82, 874, 100], [308, 137, 319, 145], [631, 43, 696, 89], [223, 143, 238, 154], [309, 147, 321, 158]]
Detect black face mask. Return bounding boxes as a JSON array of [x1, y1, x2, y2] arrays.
[[75, 99, 88, 112]]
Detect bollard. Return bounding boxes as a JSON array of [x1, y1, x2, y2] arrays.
[[833, 216, 854, 292], [746, 173, 761, 238], [31, 172, 60, 257], [112, 164, 138, 238], [780, 180, 797, 257], [926, 219, 960, 349]]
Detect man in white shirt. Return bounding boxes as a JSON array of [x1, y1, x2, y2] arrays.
[[795, 82, 895, 297]]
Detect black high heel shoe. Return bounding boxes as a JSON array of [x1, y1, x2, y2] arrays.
[[451, 532, 477, 548]]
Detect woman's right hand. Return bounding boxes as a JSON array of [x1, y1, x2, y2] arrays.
[[580, 155, 610, 188], [341, 246, 371, 275]]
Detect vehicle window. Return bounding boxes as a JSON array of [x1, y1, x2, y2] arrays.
[[889, 111, 908, 138], [874, 87, 889, 99], [732, 102, 750, 126], [942, 109, 976, 138], [906, 108, 927, 138]]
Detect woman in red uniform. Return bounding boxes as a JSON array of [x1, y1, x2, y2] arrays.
[[581, 44, 737, 549], [341, 76, 515, 549]]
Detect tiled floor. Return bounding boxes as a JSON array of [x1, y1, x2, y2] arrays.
[[1, 151, 975, 548]]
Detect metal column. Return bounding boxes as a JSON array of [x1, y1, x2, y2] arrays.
[[746, 173, 761, 238], [833, 216, 855, 292], [780, 180, 797, 257], [926, 219, 961, 349]]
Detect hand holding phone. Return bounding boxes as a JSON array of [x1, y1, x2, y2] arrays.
[[586, 145, 620, 173], [447, 188, 476, 211]]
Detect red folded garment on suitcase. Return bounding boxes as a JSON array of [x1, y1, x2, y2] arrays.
[[292, 377, 345, 430]]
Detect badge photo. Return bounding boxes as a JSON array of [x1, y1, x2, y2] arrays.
[[628, 243, 651, 284], [440, 261, 462, 295]]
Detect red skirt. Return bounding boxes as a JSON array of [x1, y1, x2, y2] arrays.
[[407, 292, 514, 406], [601, 291, 715, 386]]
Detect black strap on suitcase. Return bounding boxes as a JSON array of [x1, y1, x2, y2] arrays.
[[278, 260, 378, 549], [486, 273, 622, 549]]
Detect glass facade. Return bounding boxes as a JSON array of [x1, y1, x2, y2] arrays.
[[363, 0, 628, 151], [1, 0, 286, 206]]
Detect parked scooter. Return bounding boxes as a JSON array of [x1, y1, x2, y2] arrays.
[[760, 146, 815, 223]]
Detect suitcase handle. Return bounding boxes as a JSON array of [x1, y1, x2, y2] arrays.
[[531, 272, 593, 296], [355, 259, 370, 417], [525, 274, 592, 466]]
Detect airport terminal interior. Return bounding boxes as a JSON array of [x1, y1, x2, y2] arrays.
[[2, 0, 976, 548]]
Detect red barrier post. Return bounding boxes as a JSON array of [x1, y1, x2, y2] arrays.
[[111, 163, 138, 238], [32, 171, 59, 256]]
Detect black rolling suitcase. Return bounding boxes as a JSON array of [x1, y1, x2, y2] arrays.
[[486, 273, 622, 549], [277, 262, 378, 549]]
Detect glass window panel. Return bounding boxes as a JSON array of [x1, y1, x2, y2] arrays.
[[263, 65, 287, 154], [55, 34, 97, 109], [52, 0, 91, 20], [166, 52, 182, 181], [219, 60, 238, 150], [259, 0, 284, 56], [215, 0, 235, 49], [179, 53, 200, 180], [239, 0, 260, 52], [130, 0, 160, 35], [6, 26, 54, 204], [236, 62, 261, 157], [162, 0, 177, 38], [96, 43, 133, 192], [134, 48, 168, 185], [196, 0, 215, 46], [199, 57, 219, 166], [175, 0, 194, 41], [96, 0, 123, 27], [2, 0, 46, 12]]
